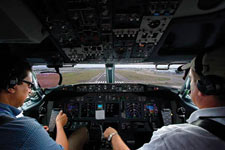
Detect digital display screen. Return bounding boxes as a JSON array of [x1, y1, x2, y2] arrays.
[[66, 103, 79, 117], [145, 104, 155, 114], [146, 105, 154, 111], [97, 104, 103, 110], [106, 103, 120, 117], [67, 103, 78, 111]]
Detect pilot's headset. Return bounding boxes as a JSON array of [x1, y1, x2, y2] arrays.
[[5, 66, 19, 90], [194, 50, 225, 95]]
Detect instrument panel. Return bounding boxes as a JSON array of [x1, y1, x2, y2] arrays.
[[46, 84, 177, 149], [62, 93, 159, 120], [49, 91, 170, 133], [46, 84, 175, 128]]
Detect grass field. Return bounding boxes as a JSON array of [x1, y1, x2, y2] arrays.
[[116, 70, 171, 83], [62, 69, 104, 84], [59, 68, 183, 88]]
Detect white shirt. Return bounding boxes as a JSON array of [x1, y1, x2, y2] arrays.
[[138, 107, 225, 150]]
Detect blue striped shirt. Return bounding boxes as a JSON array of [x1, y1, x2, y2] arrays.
[[0, 103, 64, 150]]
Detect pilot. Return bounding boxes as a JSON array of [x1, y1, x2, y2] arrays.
[[103, 46, 225, 150], [0, 57, 88, 150]]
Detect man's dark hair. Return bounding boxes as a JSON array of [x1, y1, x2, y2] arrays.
[[0, 56, 32, 91]]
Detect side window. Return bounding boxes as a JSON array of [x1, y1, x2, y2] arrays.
[[33, 66, 60, 89], [36, 73, 60, 88]]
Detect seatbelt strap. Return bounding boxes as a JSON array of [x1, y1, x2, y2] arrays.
[[191, 118, 225, 142], [0, 115, 15, 126]]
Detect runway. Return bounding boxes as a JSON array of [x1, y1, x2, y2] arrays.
[[88, 71, 130, 83]]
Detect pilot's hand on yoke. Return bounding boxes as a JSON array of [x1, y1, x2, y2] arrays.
[[104, 127, 130, 150], [56, 110, 68, 127], [104, 127, 118, 139]]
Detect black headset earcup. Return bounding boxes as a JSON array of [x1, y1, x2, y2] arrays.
[[8, 78, 18, 88], [6, 67, 18, 89], [197, 75, 224, 95], [197, 79, 207, 94]]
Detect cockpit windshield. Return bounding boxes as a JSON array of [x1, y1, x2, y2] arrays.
[[33, 64, 185, 89]]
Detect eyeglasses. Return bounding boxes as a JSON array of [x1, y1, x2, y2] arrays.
[[22, 80, 34, 89]]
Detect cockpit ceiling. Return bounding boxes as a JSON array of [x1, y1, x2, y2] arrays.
[[0, 0, 225, 65]]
